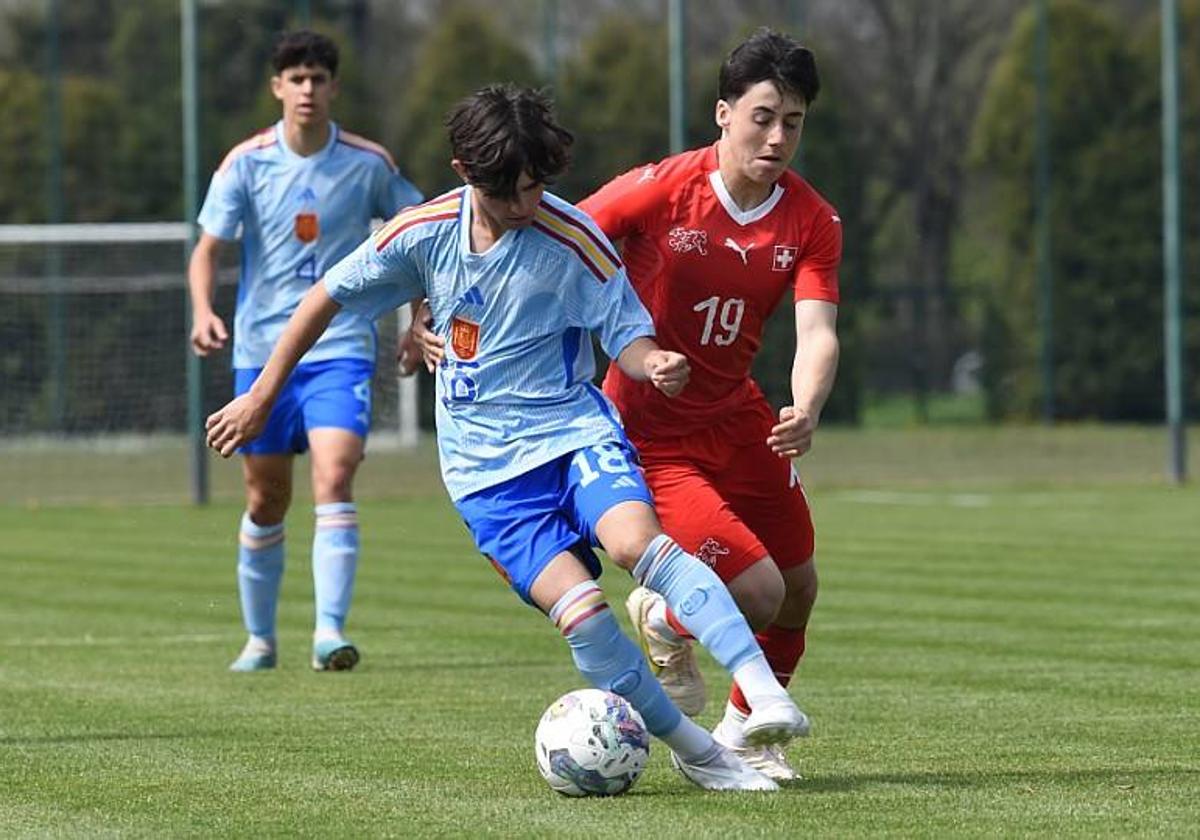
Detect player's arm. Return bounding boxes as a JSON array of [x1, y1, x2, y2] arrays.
[[614, 337, 690, 398], [767, 300, 839, 459], [187, 232, 230, 356], [399, 297, 441, 375], [206, 284, 341, 457]]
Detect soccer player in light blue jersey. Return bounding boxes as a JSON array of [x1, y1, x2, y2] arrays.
[[187, 31, 422, 673], [205, 85, 807, 791]]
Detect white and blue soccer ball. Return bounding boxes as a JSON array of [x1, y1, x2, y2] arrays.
[[534, 688, 650, 797]]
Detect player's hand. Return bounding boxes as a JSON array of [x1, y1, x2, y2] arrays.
[[409, 301, 444, 373], [205, 394, 270, 458], [190, 310, 228, 357], [397, 328, 423, 377], [646, 350, 690, 397], [767, 405, 816, 458]]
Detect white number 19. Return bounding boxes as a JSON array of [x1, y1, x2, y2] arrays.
[[693, 296, 745, 346]]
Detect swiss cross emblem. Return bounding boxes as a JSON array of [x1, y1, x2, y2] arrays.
[[772, 245, 798, 272], [450, 316, 480, 360]]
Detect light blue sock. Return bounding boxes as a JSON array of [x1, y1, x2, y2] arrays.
[[633, 534, 764, 676], [549, 581, 715, 760], [550, 580, 682, 737], [237, 512, 285, 640], [312, 502, 359, 635]]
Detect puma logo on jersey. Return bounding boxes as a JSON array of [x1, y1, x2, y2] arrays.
[[637, 165, 657, 183], [668, 227, 708, 255], [724, 237, 754, 265]]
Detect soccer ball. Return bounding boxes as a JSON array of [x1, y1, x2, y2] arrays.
[[534, 688, 650, 797]]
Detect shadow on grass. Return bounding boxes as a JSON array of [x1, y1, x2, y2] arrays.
[[801, 765, 1199, 793]]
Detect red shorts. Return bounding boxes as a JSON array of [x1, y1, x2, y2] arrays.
[[630, 401, 815, 583]]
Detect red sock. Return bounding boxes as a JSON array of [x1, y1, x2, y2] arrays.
[[729, 624, 807, 714], [664, 606, 695, 640]]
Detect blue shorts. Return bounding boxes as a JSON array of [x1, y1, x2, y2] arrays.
[[454, 441, 655, 606], [234, 358, 373, 456]]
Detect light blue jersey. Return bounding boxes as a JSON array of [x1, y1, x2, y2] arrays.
[[324, 187, 656, 500], [198, 120, 423, 368]]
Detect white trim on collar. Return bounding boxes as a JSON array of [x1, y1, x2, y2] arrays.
[[708, 170, 784, 226]]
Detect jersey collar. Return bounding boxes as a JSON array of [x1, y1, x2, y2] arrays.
[[274, 119, 339, 164], [708, 168, 785, 226]]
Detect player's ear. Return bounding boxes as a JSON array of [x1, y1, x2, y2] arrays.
[[715, 99, 731, 132], [270, 74, 284, 102], [450, 159, 470, 184]]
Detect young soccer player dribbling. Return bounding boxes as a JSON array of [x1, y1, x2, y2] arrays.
[[205, 84, 807, 791], [188, 31, 422, 671], [409, 30, 839, 781]]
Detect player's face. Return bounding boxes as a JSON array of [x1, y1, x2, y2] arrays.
[[271, 63, 337, 128], [715, 80, 806, 185], [474, 172, 545, 232]]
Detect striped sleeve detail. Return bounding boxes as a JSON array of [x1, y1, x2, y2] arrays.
[[374, 191, 463, 251], [337, 130, 398, 172], [553, 586, 610, 636], [533, 204, 622, 284], [217, 127, 276, 173]]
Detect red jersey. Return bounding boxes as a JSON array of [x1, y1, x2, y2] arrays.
[[579, 144, 842, 442]]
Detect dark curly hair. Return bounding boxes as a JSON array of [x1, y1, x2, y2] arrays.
[[446, 84, 574, 199], [272, 29, 338, 77]]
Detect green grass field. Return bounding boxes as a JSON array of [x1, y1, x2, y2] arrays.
[[1, 427, 1198, 837]]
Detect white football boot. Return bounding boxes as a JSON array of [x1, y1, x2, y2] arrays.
[[625, 586, 707, 716], [670, 745, 779, 792], [742, 697, 811, 747], [713, 713, 801, 782]]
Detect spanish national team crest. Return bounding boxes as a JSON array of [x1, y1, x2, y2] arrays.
[[451, 316, 481, 360], [772, 245, 798, 272], [294, 212, 319, 243]]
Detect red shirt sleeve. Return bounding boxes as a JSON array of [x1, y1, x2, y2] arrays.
[[578, 164, 668, 241], [794, 208, 842, 304]]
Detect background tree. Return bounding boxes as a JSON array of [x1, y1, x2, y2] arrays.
[[973, 0, 1168, 420]]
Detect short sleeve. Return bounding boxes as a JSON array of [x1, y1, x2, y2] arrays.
[[578, 164, 668, 242], [196, 163, 245, 241], [567, 263, 655, 360], [377, 166, 424, 219], [794, 209, 842, 304], [323, 231, 425, 321]]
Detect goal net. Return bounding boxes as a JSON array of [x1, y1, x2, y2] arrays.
[[0, 223, 418, 505]]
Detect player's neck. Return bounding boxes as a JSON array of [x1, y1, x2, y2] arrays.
[[716, 142, 774, 211], [467, 191, 506, 254], [281, 118, 331, 158]]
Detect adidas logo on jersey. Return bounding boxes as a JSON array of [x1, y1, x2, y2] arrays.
[[611, 476, 640, 490]]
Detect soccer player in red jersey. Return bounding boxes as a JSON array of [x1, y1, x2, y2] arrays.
[[405, 29, 839, 782], [575, 28, 841, 781]]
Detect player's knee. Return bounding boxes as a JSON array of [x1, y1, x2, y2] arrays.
[[603, 524, 663, 572], [246, 485, 290, 524], [778, 560, 818, 624], [312, 462, 356, 502], [730, 560, 786, 631]]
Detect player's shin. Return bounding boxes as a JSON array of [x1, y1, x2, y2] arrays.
[[237, 512, 285, 641], [632, 535, 790, 711], [312, 502, 358, 636], [550, 580, 716, 762]]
